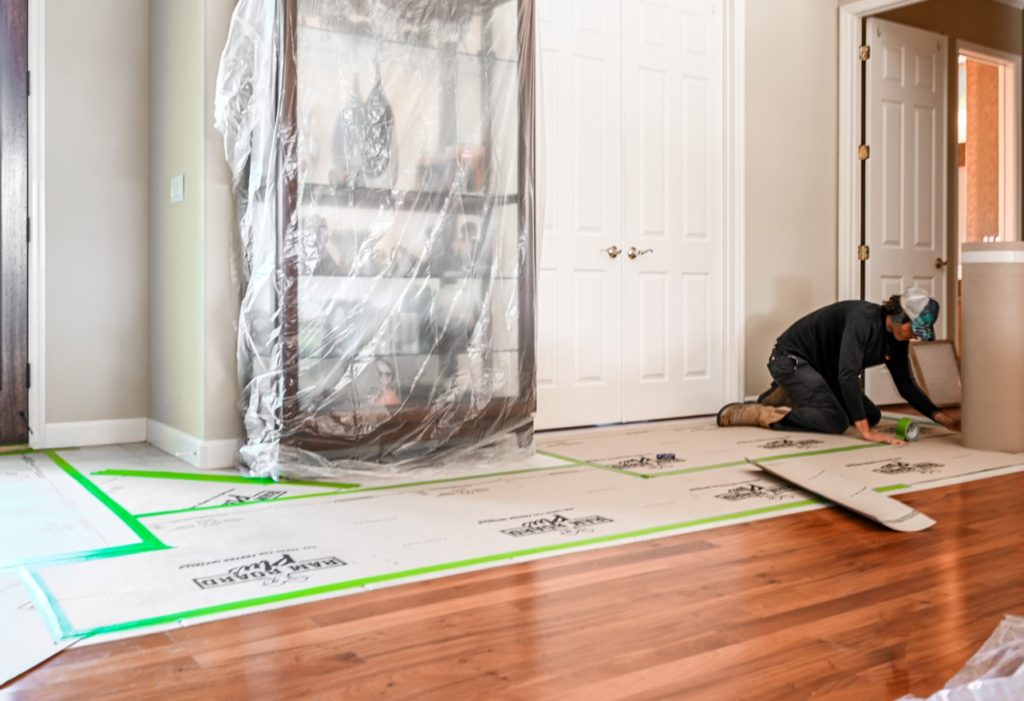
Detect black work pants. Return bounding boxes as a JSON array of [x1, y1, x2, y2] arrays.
[[766, 350, 880, 434]]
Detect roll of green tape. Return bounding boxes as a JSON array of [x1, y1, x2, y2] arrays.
[[895, 417, 920, 442]]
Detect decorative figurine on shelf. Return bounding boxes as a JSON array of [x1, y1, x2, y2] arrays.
[[362, 64, 398, 188], [373, 359, 401, 407], [330, 74, 365, 187]]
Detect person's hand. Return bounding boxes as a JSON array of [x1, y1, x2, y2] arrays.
[[861, 429, 906, 446], [854, 419, 906, 446], [932, 411, 961, 432]]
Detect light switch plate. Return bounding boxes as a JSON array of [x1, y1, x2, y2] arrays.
[[170, 174, 185, 204]]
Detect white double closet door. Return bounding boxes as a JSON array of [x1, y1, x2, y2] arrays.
[[535, 0, 726, 430]]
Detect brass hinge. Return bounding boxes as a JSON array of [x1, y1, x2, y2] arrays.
[[857, 244, 871, 262], [858, 144, 870, 161], [859, 45, 870, 61]]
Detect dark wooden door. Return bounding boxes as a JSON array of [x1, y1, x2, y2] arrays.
[[0, 0, 29, 444]]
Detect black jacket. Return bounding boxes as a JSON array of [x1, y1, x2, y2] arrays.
[[774, 301, 940, 422]]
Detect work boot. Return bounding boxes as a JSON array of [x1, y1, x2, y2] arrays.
[[757, 382, 793, 408], [717, 402, 791, 429]]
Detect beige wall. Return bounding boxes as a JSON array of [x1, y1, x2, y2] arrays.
[[204, 0, 243, 441], [743, 0, 840, 396], [45, 0, 150, 423], [150, 0, 206, 437]]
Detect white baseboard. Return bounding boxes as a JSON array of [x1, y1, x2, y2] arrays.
[[45, 418, 147, 449], [145, 419, 240, 470]]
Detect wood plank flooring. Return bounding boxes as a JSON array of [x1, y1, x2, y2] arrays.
[[7, 470, 1024, 700]]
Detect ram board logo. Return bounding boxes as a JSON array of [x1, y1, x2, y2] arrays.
[[192, 553, 346, 590], [715, 483, 793, 502], [760, 438, 824, 450], [501, 514, 613, 538], [874, 461, 943, 475]]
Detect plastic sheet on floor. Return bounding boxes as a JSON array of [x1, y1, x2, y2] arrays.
[[897, 615, 1024, 701]]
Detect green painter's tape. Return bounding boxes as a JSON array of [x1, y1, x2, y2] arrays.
[[92, 468, 360, 491], [1, 452, 168, 571], [131, 463, 585, 519], [0, 542, 166, 572], [45, 452, 165, 549], [535, 450, 650, 478], [34, 497, 833, 640], [18, 567, 68, 642], [29, 481, 913, 640], [637, 442, 885, 479], [136, 490, 346, 519]]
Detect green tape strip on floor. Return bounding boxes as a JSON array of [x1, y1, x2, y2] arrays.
[[0, 452, 169, 571], [25, 480, 914, 641], [29, 497, 831, 640], [130, 463, 587, 519], [92, 468, 360, 491], [135, 490, 347, 519], [539, 441, 883, 479], [535, 449, 649, 478], [45, 452, 165, 550]]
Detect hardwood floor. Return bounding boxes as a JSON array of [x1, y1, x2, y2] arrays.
[[7, 470, 1024, 700]]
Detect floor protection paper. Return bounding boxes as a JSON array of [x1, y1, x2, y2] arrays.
[[536, 417, 951, 477], [0, 451, 164, 570], [0, 571, 78, 686], [24, 418, 1024, 644]]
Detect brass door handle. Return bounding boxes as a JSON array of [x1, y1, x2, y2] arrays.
[[605, 245, 622, 259], [935, 258, 948, 269], [627, 246, 654, 260]]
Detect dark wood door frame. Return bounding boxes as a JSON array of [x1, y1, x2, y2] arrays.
[[1, 0, 30, 444]]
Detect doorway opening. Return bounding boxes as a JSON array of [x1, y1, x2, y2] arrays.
[[954, 43, 1021, 350]]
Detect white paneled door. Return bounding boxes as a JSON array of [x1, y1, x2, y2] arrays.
[[864, 18, 948, 403], [622, 0, 723, 421], [535, 0, 624, 428], [535, 0, 726, 429]]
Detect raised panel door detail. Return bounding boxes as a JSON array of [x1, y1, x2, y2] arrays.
[[681, 273, 710, 378], [881, 100, 904, 248], [684, 77, 709, 241], [639, 272, 669, 381], [574, 57, 607, 234], [913, 105, 937, 249], [639, 68, 668, 238], [573, 271, 607, 384]]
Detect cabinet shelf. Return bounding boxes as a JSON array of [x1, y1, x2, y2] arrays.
[[299, 184, 518, 214]]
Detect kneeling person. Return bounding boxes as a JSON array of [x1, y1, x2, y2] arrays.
[[718, 288, 959, 445]]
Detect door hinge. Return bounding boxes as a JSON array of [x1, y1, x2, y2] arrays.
[[858, 244, 871, 262], [27, 70, 30, 96], [26, 363, 31, 389], [27, 216, 31, 243], [858, 144, 870, 161], [859, 45, 870, 61]]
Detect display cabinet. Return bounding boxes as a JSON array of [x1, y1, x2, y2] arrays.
[[219, 0, 536, 471]]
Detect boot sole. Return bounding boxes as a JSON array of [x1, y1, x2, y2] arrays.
[[716, 402, 742, 427]]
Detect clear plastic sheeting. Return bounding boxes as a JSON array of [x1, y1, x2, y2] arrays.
[[897, 616, 1024, 701], [215, 0, 536, 478]]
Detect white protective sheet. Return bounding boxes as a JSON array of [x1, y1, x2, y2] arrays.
[[17, 419, 1024, 646], [0, 452, 152, 569], [747, 458, 936, 532], [26, 422, 1024, 644], [0, 571, 76, 687]]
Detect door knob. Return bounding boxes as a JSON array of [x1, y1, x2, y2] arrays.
[[627, 246, 654, 260], [604, 245, 622, 259], [935, 258, 948, 269]]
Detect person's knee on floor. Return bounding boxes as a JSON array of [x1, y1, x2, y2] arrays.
[[821, 409, 850, 435]]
